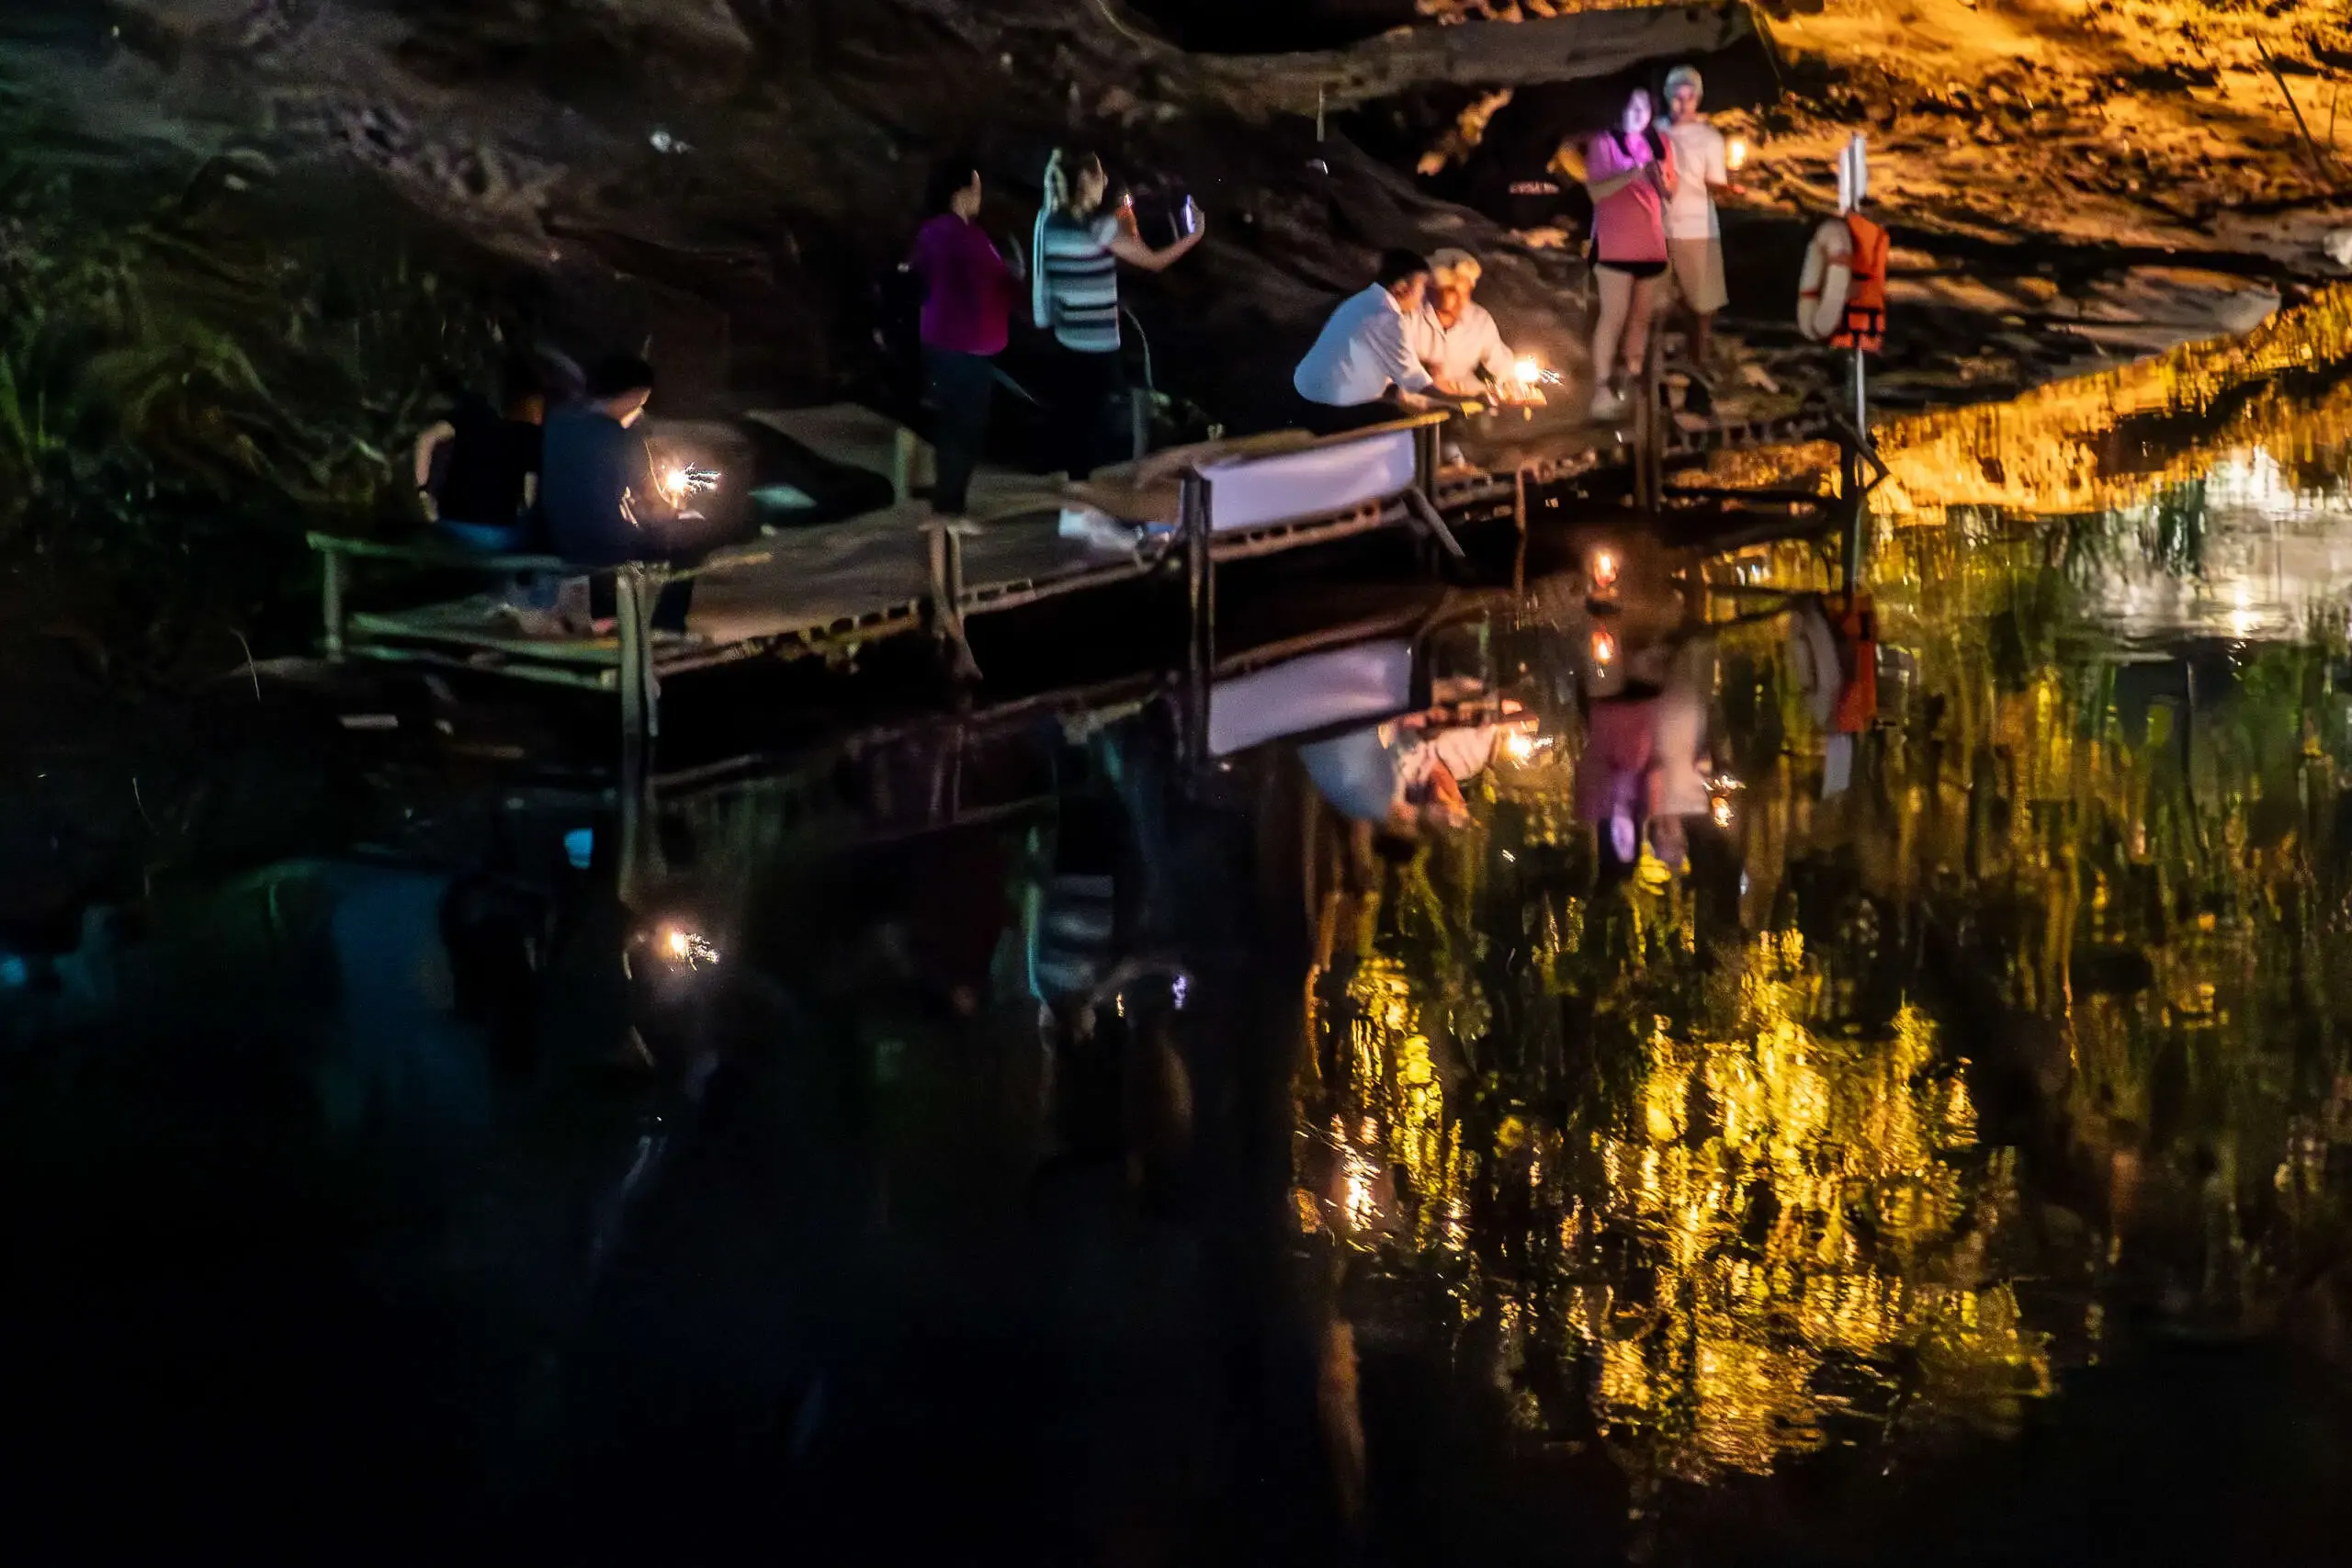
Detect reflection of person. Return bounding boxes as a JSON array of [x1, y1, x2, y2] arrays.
[[1576, 694, 1657, 866], [1405, 249, 1533, 403], [1581, 88, 1675, 422], [540, 355, 695, 634], [1300, 704, 1528, 843], [1032, 146, 1205, 481], [1660, 66, 1737, 367], [1292, 248, 1441, 434], [910, 161, 1017, 521]]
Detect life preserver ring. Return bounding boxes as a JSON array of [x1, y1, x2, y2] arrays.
[[1796, 213, 1889, 353]]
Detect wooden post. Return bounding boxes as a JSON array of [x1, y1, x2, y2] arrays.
[[1412, 419, 1441, 501], [1182, 472, 1214, 690], [924, 522, 980, 682], [890, 427, 925, 505], [1634, 315, 1666, 514], [1512, 465, 1529, 598], [321, 547, 347, 661], [616, 567, 655, 755], [614, 566, 656, 907], [1843, 347, 1869, 590]]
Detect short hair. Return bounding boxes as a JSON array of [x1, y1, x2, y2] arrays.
[[924, 159, 979, 218], [584, 354, 656, 400], [1375, 247, 1432, 289], [1430, 247, 1481, 287], [1664, 64, 1703, 100]]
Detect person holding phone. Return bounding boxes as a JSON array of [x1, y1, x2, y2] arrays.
[[1032, 146, 1206, 480], [1581, 87, 1676, 422]]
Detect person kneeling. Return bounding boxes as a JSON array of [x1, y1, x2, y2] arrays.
[[1291, 248, 1441, 435], [540, 355, 698, 636]]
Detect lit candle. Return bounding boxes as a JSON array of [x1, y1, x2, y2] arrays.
[[1726, 135, 1748, 172], [1590, 547, 1620, 590], [1514, 355, 1542, 386]]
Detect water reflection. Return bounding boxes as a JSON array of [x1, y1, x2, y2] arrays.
[[20, 290, 2352, 1558], [1301, 287, 2352, 1521]]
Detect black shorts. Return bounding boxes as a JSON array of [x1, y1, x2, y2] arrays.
[[1596, 259, 1668, 280]]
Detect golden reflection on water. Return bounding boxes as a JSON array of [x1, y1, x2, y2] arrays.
[[1304, 285, 2352, 1492]]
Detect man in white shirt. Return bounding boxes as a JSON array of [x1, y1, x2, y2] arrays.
[[1660, 64, 1739, 365], [1291, 248, 1439, 434], [1405, 249, 1542, 404]]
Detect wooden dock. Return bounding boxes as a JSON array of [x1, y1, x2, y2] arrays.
[[311, 394, 1849, 752]]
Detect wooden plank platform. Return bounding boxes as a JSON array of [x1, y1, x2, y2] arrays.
[[314, 396, 1842, 733]]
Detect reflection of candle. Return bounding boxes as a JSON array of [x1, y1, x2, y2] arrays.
[[1726, 135, 1747, 172], [1590, 627, 1617, 665]]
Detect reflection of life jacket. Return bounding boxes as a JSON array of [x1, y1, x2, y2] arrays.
[[1829, 214, 1888, 353], [1829, 592, 1877, 734]]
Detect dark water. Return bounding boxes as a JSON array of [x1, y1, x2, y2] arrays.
[[16, 298, 2352, 1562]]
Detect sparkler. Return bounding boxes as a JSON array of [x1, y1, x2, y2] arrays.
[[663, 465, 720, 504], [1513, 355, 1562, 388]]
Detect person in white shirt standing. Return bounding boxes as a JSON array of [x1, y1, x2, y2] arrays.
[[1291, 248, 1440, 434], [1659, 65, 1740, 367], [1405, 249, 1542, 405]]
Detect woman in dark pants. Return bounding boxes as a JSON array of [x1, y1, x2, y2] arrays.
[[909, 161, 1017, 521], [1031, 146, 1206, 482]]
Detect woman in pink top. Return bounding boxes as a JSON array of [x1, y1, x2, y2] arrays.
[[1581, 88, 1676, 422], [909, 162, 1017, 519]]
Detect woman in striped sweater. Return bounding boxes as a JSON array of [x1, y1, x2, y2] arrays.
[[1031, 146, 1206, 480]]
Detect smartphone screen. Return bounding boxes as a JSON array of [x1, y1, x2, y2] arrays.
[[1181, 197, 1200, 235]]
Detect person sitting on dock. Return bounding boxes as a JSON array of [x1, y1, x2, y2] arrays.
[[540, 354, 696, 635], [1291, 248, 1442, 435], [1405, 249, 1540, 406], [413, 364, 546, 554]]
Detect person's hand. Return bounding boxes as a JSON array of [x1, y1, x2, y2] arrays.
[[1396, 389, 1437, 412]]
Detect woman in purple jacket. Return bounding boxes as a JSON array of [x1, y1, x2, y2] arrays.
[[909, 161, 1018, 520]]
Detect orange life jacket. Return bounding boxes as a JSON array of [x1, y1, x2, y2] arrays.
[[1831, 213, 1889, 354], [1829, 592, 1877, 734]]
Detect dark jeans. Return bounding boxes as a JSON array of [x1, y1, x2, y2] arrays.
[[588, 567, 696, 634], [1292, 392, 1409, 437], [1049, 347, 1128, 479], [924, 346, 998, 516]]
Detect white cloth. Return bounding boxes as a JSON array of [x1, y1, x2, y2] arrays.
[[1207, 639, 1414, 758], [1294, 285, 1434, 406], [1661, 120, 1727, 241], [1402, 299, 1515, 391], [1198, 429, 1417, 532]]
